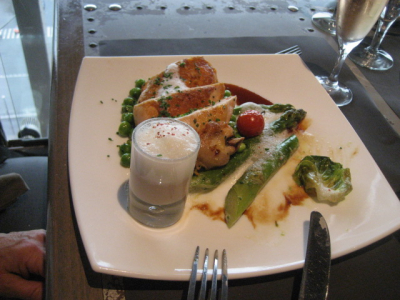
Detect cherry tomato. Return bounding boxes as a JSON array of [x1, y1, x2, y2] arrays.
[[236, 110, 264, 137]]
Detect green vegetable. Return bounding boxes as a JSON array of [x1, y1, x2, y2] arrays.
[[269, 109, 306, 133], [292, 155, 352, 204], [190, 104, 306, 192], [225, 135, 299, 228], [224, 90, 232, 97], [129, 87, 141, 99], [122, 105, 133, 113], [190, 137, 259, 192], [116, 79, 144, 167], [237, 143, 246, 153], [261, 103, 294, 113], [123, 97, 135, 106], [118, 121, 133, 137], [120, 153, 131, 168], [135, 78, 145, 88], [122, 112, 134, 124], [119, 141, 131, 155]]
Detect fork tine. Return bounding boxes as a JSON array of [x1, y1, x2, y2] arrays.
[[220, 250, 228, 300], [209, 250, 218, 300], [275, 45, 298, 54], [198, 248, 209, 300], [187, 246, 199, 300], [292, 48, 302, 55], [275, 45, 302, 55], [188, 248, 227, 300]]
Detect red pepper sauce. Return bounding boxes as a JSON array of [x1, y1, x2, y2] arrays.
[[225, 83, 273, 106]]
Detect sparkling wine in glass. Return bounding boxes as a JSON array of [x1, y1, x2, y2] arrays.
[[349, 0, 400, 71], [312, 6, 337, 36], [316, 0, 389, 106]]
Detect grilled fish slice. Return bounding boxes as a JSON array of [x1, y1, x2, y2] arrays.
[[133, 83, 226, 126], [138, 56, 219, 103]]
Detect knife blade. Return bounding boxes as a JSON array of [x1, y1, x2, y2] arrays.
[[298, 211, 331, 300]]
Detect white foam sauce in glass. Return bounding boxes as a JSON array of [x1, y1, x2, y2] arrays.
[[135, 119, 198, 159]]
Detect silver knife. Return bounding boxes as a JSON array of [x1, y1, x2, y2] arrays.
[[298, 211, 331, 300]]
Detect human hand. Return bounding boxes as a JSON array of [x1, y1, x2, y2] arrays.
[[0, 229, 46, 300]]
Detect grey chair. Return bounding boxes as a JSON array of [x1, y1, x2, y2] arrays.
[[0, 123, 47, 233]]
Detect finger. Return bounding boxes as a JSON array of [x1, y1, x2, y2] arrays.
[[3, 238, 46, 278], [0, 273, 43, 300], [18, 240, 46, 277]]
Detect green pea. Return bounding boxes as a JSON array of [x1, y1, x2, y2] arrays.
[[233, 106, 242, 115], [122, 113, 134, 124], [238, 143, 246, 153], [120, 153, 131, 168], [135, 79, 146, 88], [122, 105, 133, 113], [118, 121, 133, 137], [119, 142, 131, 155], [129, 87, 141, 99], [224, 90, 232, 98], [123, 97, 134, 106], [234, 130, 243, 139]]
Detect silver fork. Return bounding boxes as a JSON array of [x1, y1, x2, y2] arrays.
[[188, 246, 228, 300], [275, 45, 302, 55]]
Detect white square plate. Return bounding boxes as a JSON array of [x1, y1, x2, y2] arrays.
[[69, 54, 400, 280]]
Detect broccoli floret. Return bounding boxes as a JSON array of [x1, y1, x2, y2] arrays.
[[293, 155, 352, 204]]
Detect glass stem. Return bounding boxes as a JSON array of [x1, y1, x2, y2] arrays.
[[328, 41, 358, 83], [368, 19, 396, 54], [368, 2, 400, 53]]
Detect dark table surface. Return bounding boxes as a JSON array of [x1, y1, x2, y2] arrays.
[[46, 1, 400, 299]]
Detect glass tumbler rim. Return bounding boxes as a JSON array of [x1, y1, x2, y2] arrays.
[[131, 117, 200, 163]]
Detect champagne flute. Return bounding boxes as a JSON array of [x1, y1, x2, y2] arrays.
[[349, 0, 400, 71], [316, 0, 389, 106], [312, 6, 337, 36]]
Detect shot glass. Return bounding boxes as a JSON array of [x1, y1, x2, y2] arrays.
[[128, 118, 200, 228]]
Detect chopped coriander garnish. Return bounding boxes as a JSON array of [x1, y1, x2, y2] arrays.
[[154, 77, 162, 85], [164, 72, 173, 79]]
